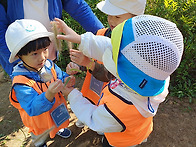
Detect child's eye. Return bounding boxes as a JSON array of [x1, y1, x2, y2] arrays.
[[44, 48, 48, 53], [32, 53, 37, 56], [116, 16, 120, 18]]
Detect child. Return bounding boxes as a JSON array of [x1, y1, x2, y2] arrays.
[[5, 19, 75, 147], [66, 0, 146, 128], [56, 14, 184, 147]]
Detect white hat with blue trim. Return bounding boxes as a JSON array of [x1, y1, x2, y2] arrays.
[[6, 19, 54, 63], [103, 15, 184, 96]]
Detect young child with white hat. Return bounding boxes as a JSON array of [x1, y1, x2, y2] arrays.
[[66, 0, 147, 129], [5, 19, 75, 147], [55, 13, 184, 147]]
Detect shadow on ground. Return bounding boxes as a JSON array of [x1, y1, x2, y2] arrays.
[[0, 74, 195, 147]]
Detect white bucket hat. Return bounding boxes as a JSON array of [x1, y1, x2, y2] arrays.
[[5, 19, 54, 63], [102, 15, 184, 96], [97, 0, 146, 16]]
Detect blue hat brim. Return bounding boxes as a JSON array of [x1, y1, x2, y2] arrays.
[[114, 18, 166, 96]]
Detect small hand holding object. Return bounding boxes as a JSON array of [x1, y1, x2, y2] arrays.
[[70, 49, 92, 67], [64, 75, 75, 87], [66, 62, 81, 75], [54, 18, 81, 44], [62, 76, 75, 97], [45, 79, 64, 102]]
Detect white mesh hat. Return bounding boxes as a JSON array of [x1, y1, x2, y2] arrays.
[[5, 19, 53, 63], [97, 0, 146, 16], [103, 15, 184, 96]]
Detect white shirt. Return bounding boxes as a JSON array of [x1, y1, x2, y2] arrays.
[[67, 32, 169, 133], [23, 0, 52, 31], [23, 0, 56, 60]]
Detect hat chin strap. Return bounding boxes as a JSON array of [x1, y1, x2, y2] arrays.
[[18, 57, 43, 73]]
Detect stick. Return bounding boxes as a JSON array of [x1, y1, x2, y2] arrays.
[[51, 21, 62, 51], [69, 68, 82, 73]]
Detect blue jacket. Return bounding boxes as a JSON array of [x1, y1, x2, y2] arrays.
[[12, 59, 69, 116], [0, 0, 104, 75]]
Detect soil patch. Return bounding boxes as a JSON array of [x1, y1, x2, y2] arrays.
[[0, 74, 195, 147]]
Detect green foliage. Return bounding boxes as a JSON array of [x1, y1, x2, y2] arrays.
[[58, 0, 196, 102], [56, 39, 70, 71], [145, 0, 196, 102]]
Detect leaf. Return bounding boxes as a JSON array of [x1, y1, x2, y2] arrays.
[[70, 68, 82, 73], [64, 77, 71, 86]]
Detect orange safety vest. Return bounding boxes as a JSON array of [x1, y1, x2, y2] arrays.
[[9, 65, 69, 138], [99, 84, 153, 147], [81, 28, 109, 105]]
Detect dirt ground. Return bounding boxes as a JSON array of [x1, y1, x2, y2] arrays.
[[0, 72, 195, 147]]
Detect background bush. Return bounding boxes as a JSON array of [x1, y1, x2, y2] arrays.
[[59, 0, 196, 102]]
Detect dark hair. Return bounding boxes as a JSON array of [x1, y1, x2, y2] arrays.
[[17, 37, 51, 56]]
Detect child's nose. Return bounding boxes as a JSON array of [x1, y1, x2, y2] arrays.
[[40, 52, 46, 60]]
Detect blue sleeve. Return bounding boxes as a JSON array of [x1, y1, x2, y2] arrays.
[[0, 4, 19, 76], [54, 63, 69, 83], [14, 84, 55, 116], [62, 0, 104, 34]]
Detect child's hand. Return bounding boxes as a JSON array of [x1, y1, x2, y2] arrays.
[[64, 75, 75, 87], [70, 49, 93, 67], [62, 86, 75, 97], [54, 18, 81, 44], [45, 79, 64, 102], [62, 76, 75, 97], [66, 62, 80, 75]]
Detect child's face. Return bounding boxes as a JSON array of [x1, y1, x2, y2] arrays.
[[20, 47, 49, 71], [108, 13, 135, 30]]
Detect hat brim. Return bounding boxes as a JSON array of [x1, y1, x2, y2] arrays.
[[97, 1, 128, 16], [102, 48, 117, 77], [9, 32, 54, 63]]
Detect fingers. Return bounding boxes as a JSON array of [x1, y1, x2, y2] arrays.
[[65, 75, 75, 87], [61, 86, 74, 97], [70, 49, 82, 56], [66, 63, 74, 75], [48, 79, 64, 94], [53, 79, 64, 90], [69, 62, 79, 69], [53, 18, 66, 33], [54, 18, 68, 28], [70, 50, 80, 60], [69, 49, 84, 65], [56, 34, 68, 40], [66, 62, 79, 75], [54, 18, 81, 44]]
